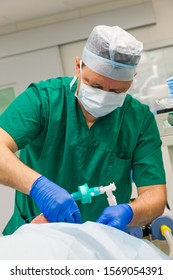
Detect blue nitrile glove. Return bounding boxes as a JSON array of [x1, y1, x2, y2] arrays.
[[96, 204, 133, 231], [29, 176, 81, 223]]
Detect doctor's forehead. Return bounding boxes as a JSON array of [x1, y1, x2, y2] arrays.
[[82, 65, 133, 89]]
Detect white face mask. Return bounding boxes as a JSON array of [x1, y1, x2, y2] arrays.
[[76, 81, 127, 118]]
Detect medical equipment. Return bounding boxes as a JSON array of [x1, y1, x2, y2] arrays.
[[150, 208, 173, 258], [137, 73, 173, 115], [167, 76, 173, 94], [151, 208, 173, 240], [154, 112, 173, 213], [160, 226, 173, 258], [168, 112, 173, 125], [71, 182, 117, 205], [72, 182, 143, 238]]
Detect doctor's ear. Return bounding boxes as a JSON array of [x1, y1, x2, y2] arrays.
[[134, 72, 138, 77], [75, 56, 81, 78]]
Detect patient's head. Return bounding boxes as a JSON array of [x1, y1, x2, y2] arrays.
[[31, 214, 49, 224]]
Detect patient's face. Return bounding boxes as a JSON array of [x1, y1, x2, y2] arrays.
[[31, 214, 49, 224]]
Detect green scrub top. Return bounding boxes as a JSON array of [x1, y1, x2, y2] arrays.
[[0, 77, 166, 235]]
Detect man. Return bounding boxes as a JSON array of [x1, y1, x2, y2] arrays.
[[0, 25, 166, 235]]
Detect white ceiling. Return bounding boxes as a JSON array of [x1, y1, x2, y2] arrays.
[[0, 0, 116, 27]]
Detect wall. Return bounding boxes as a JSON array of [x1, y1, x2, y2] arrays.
[[0, 47, 63, 93], [60, 0, 173, 76], [129, 0, 173, 50], [0, 0, 173, 234]]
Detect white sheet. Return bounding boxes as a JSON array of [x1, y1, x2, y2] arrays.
[[0, 221, 170, 260]]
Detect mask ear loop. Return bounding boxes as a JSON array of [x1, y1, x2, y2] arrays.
[[70, 60, 83, 91], [80, 59, 82, 70], [70, 75, 77, 90], [75, 60, 84, 97]]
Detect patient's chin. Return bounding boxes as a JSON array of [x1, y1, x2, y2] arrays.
[[31, 214, 49, 224]]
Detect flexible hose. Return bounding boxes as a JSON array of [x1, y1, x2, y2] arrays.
[[160, 225, 173, 259]]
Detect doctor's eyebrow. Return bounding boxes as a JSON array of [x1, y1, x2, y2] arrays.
[[84, 76, 126, 93], [90, 82, 126, 93]]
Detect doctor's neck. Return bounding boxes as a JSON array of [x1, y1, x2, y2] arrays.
[[79, 101, 97, 128]]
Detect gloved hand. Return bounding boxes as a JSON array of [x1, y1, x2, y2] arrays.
[[96, 204, 133, 231], [29, 176, 81, 223]]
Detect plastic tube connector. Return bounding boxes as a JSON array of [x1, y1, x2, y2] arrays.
[[71, 183, 101, 204], [71, 182, 117, 205], [160, 225, 172, 236], [99, 182, 117, 206]]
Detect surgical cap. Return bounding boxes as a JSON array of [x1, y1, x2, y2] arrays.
[[82, 25, 143, 81]]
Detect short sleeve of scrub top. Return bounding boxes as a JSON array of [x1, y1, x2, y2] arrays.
[[131, 105, 166, 187], [0, 81, 48, 149]]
